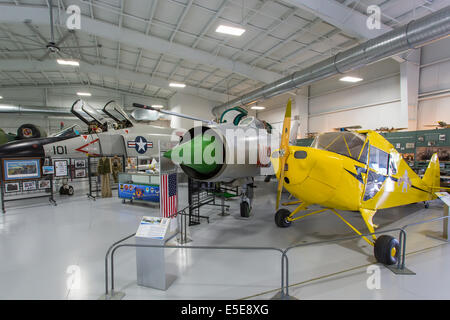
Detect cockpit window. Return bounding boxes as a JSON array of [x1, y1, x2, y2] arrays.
[[369, 146, 389, 175], [311, 132, 366, 161]]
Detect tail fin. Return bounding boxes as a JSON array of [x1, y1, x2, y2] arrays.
[[422, 153, 440, 191]]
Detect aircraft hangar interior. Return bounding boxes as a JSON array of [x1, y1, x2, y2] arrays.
[[0, 0, 450, 308]]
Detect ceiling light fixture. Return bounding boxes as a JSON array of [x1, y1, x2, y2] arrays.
[[216, 25, 246, 36], [76, 92, 92, 97], [251, 106, 265, 110], [57, 59, 80, 66], [169, 82, 186, 88], [151, 105, 164, 109], [0, 96, 3, 99], [340, 76, 363, 83]]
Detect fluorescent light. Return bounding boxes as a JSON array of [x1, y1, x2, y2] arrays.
[[151, 105, 164, 109], [251, 106, 265, 110], [340, 76, 363, 83], [216, 25, 246, 36], [0, 96, 3, 99], [57, 59, 79, 66], [169, 82, 186, 88], [76, 92, 92, 97]]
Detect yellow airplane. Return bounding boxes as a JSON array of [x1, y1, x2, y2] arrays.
[[271, 99, 446, 265]]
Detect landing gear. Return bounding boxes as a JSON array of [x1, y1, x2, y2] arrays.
[[275, 209, 292, 228], [374, 235, 400, 265], [240, 202, 251, 218], [59, 185, 74, 196], [240, 179, 254, 218], [424, 201, 430, 209]]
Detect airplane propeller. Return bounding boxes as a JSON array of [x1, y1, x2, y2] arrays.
[[275, 99, 292, 210]]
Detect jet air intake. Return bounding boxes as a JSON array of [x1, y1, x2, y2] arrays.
[[164, 125, 269, 183]]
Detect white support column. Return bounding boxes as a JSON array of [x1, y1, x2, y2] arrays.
[[294, 87, 309, 139], [400, 49, 421, 131]]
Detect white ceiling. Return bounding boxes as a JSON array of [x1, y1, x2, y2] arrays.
[[0, 0, 448, 107]]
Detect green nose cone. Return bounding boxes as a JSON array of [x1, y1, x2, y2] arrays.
[[164, 134, 221, 175]]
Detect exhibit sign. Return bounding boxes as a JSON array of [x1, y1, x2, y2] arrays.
[[42, 166, 54, 175], [136, 216, 170, 239], [2, 159, 41, 181], [22, 181, 36, 191], [436, 192, 450, 207], [54, 160, 69, 177], [118, 183, 159, 202], [5, 182, 20, 193], [38, 180, 51, 189]]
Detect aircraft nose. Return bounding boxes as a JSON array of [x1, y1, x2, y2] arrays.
[[0, 139, 45, 158], [164, 132, 223, 179]]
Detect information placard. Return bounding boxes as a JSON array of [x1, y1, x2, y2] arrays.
[[54, 160, 68, 177], [136, 216, 170, 239]]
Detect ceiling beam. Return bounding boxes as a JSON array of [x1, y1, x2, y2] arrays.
[[0, 83, 168, 104], [0, 4, 282, 84], [0, 59, 235, 103], [281, 0, 392, 40]]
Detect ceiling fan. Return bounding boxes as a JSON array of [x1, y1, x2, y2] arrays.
[[0, 0, 101, 61]]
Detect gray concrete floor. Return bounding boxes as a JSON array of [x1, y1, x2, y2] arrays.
[[0, 177, 449, 300]]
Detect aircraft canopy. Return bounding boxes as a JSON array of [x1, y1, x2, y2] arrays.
[[311, 131, 367, 162]]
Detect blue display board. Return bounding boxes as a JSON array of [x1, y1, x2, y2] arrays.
[[119, 183, 160, 202], [2, 159, 41, 181]]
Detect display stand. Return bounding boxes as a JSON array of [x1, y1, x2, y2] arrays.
[[0, 157, 56, 214], [135, 216, 178, 290], [427, 192, 450, 242], [86, 155, 126, 200]]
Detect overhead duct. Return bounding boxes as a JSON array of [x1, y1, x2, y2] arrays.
[[0, 104, 71, 115], [212, 6, 450, 117]]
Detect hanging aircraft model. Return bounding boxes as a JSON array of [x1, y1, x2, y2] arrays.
[[271, 99, 447, 265], [424, 121, 450, 129], [375, 127, 408, 133]]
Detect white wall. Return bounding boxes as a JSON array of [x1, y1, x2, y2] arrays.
[[417, 37, 450, 129], [168, 92, 218, 130], [309, 74, 402, 132]]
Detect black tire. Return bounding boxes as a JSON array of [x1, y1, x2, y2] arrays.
[[240, 202, 251, 218], [59, 186, 65, 195], [374, 235, 400, 265], [17, 124, 46, 139], [67, 186, 74, 196], [275, 209, 292, 228], [424, 202, 430, 209]]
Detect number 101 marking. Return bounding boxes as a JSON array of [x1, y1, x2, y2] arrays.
[[53, 146, 68, 155]]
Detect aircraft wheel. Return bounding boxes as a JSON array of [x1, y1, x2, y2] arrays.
[[67, 186, 74, 196], [374, 235, 400, 265], [275, 209, 291, 228], [240, 202, 251, 218], [424, 201, 430, 209], [59, 186, 64, 195]]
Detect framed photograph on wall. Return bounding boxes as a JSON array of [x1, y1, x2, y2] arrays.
[[5, 182, 20, 193], [2, 158, 41, 181], [54, 160, 69, 177], [74, 169, 86, 178], [38, 180, 51, 189], [74, 160, 86, 169], [22, 181, 36, 191], [43, 166, 54, 175]]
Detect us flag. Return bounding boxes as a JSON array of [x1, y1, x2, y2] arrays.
[[160, 173, 178, 218]]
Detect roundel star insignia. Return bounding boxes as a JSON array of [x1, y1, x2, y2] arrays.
[[128, 136, 153, 154]]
